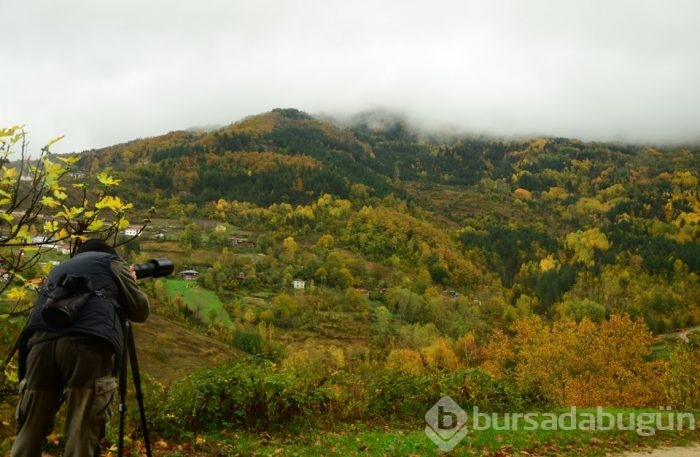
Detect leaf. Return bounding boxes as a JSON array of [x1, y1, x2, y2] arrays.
[[45, 135, 65, 148], [43, 220, 59, 232], [6, 287, 27, 301], [41, 158, 65, 178], [56, 155, 80, 165], [87, 219, 104, 231], [96, 172, 122, 186], [53, 189, 68, 200], [40, 196, 61, 208], [95, 195, 132, 212], [56, 206, 84, 219], [117, 218, 130, 230]]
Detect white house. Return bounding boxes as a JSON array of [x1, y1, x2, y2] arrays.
[[124, 226, 141, 237], [56, 243, 71, 255], [179, 270, 199, 281], [292, 279, 306, 289]]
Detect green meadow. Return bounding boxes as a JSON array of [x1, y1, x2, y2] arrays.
[[162, 279, 232, 327]]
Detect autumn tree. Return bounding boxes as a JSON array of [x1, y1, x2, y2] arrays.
[[564, 227, 610, 268], [0, 127, 141, 315], [481, 314, 665, 407], [179, 222, 203, 249], [662, 342, 700, 409], [1, 126, 142, 392], [385, 348, 424, 375]]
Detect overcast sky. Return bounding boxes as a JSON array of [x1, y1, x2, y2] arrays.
[[2, 0, 699, 154]]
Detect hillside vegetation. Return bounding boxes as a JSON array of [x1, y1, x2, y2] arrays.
[[1, 108, 699, 454], [80, 108, 700, 335]]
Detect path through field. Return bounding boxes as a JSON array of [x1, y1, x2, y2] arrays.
[[623, 444, 700, 457]]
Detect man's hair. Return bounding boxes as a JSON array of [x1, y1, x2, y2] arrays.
[[76, 239, 118, 256]]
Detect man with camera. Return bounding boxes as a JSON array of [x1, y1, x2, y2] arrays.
[[11, 238, 150, 457]]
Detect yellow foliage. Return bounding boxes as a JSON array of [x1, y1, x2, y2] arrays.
[[40, 196, 61, 208], [529, 138, 549, 151], [542, 186, 568, 201], [385, 348, 425, 375], [95, 195, 133, 212], [282, 345, 346, 379], [662, 343, 700, 409], [671, 171, 698, 189], [565, 228, 610, 267], [1, 126, 139, 300], [228, 113, 277, 135], [6, 287, 27, 301], [96, 172, 122, 186], [421, 338, 461, 371], [480, 314, 666, 407], [480, 329, 515, 379], [539, 255, 557, 272], [453, 333, 479, 365], [514, 188, 533, 200]]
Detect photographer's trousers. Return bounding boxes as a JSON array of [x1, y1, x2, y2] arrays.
[[11, 332, 117, 457]]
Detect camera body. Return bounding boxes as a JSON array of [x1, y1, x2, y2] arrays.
[[133, 258, 175, 279]]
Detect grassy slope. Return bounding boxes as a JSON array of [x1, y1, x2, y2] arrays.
[[131, 312, 247, 385]]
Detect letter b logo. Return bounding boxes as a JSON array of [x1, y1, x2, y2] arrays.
[[425, 396, 468, 452]]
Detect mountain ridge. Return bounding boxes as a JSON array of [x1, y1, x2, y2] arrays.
[[61, 107, 700, 335]]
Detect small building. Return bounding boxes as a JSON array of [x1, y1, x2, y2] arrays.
[[56, 243, 71, 255], [292, 279, 306, 289], [25, 277, 44, 291], [179, 270, 199, 281], [229, 236, 254, 247], [33, 234, 57, 249], [124, 226, 141, 237]]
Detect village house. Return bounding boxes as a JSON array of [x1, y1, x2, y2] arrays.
[[229, 236, 254, 248], [56, 243, 71, 255], [179, 269, 199, 281], [124, 226, 141, 237]]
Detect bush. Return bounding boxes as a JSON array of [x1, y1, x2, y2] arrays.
[[149, 360, 332, 437], [146, 362, 553, 437]]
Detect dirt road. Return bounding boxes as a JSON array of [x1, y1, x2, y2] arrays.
[[623, 444, 700, 457]]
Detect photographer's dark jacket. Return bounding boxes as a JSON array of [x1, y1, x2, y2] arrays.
[[19, 251, 150, 378]]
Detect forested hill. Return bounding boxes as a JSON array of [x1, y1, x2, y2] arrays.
[[82, 108, 399, 206], [73, 107, 700, 333], [80, 107, 700, 215]]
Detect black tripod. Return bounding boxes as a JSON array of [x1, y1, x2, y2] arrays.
[[118, 320, 152, 457]]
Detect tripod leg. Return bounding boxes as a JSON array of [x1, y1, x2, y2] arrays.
[[127, 323, 153, 457], [118, 321, 129, 456]]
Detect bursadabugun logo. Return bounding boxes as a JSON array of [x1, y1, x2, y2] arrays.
[[425, 397, 697, 453], [424, 396, 469, 452]]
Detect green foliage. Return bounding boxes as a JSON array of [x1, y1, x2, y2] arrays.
[[148, 360, 541, 438], [662, 343, 700, 409], [149, 360, 332, 436], [560, 298, 607, 322]]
